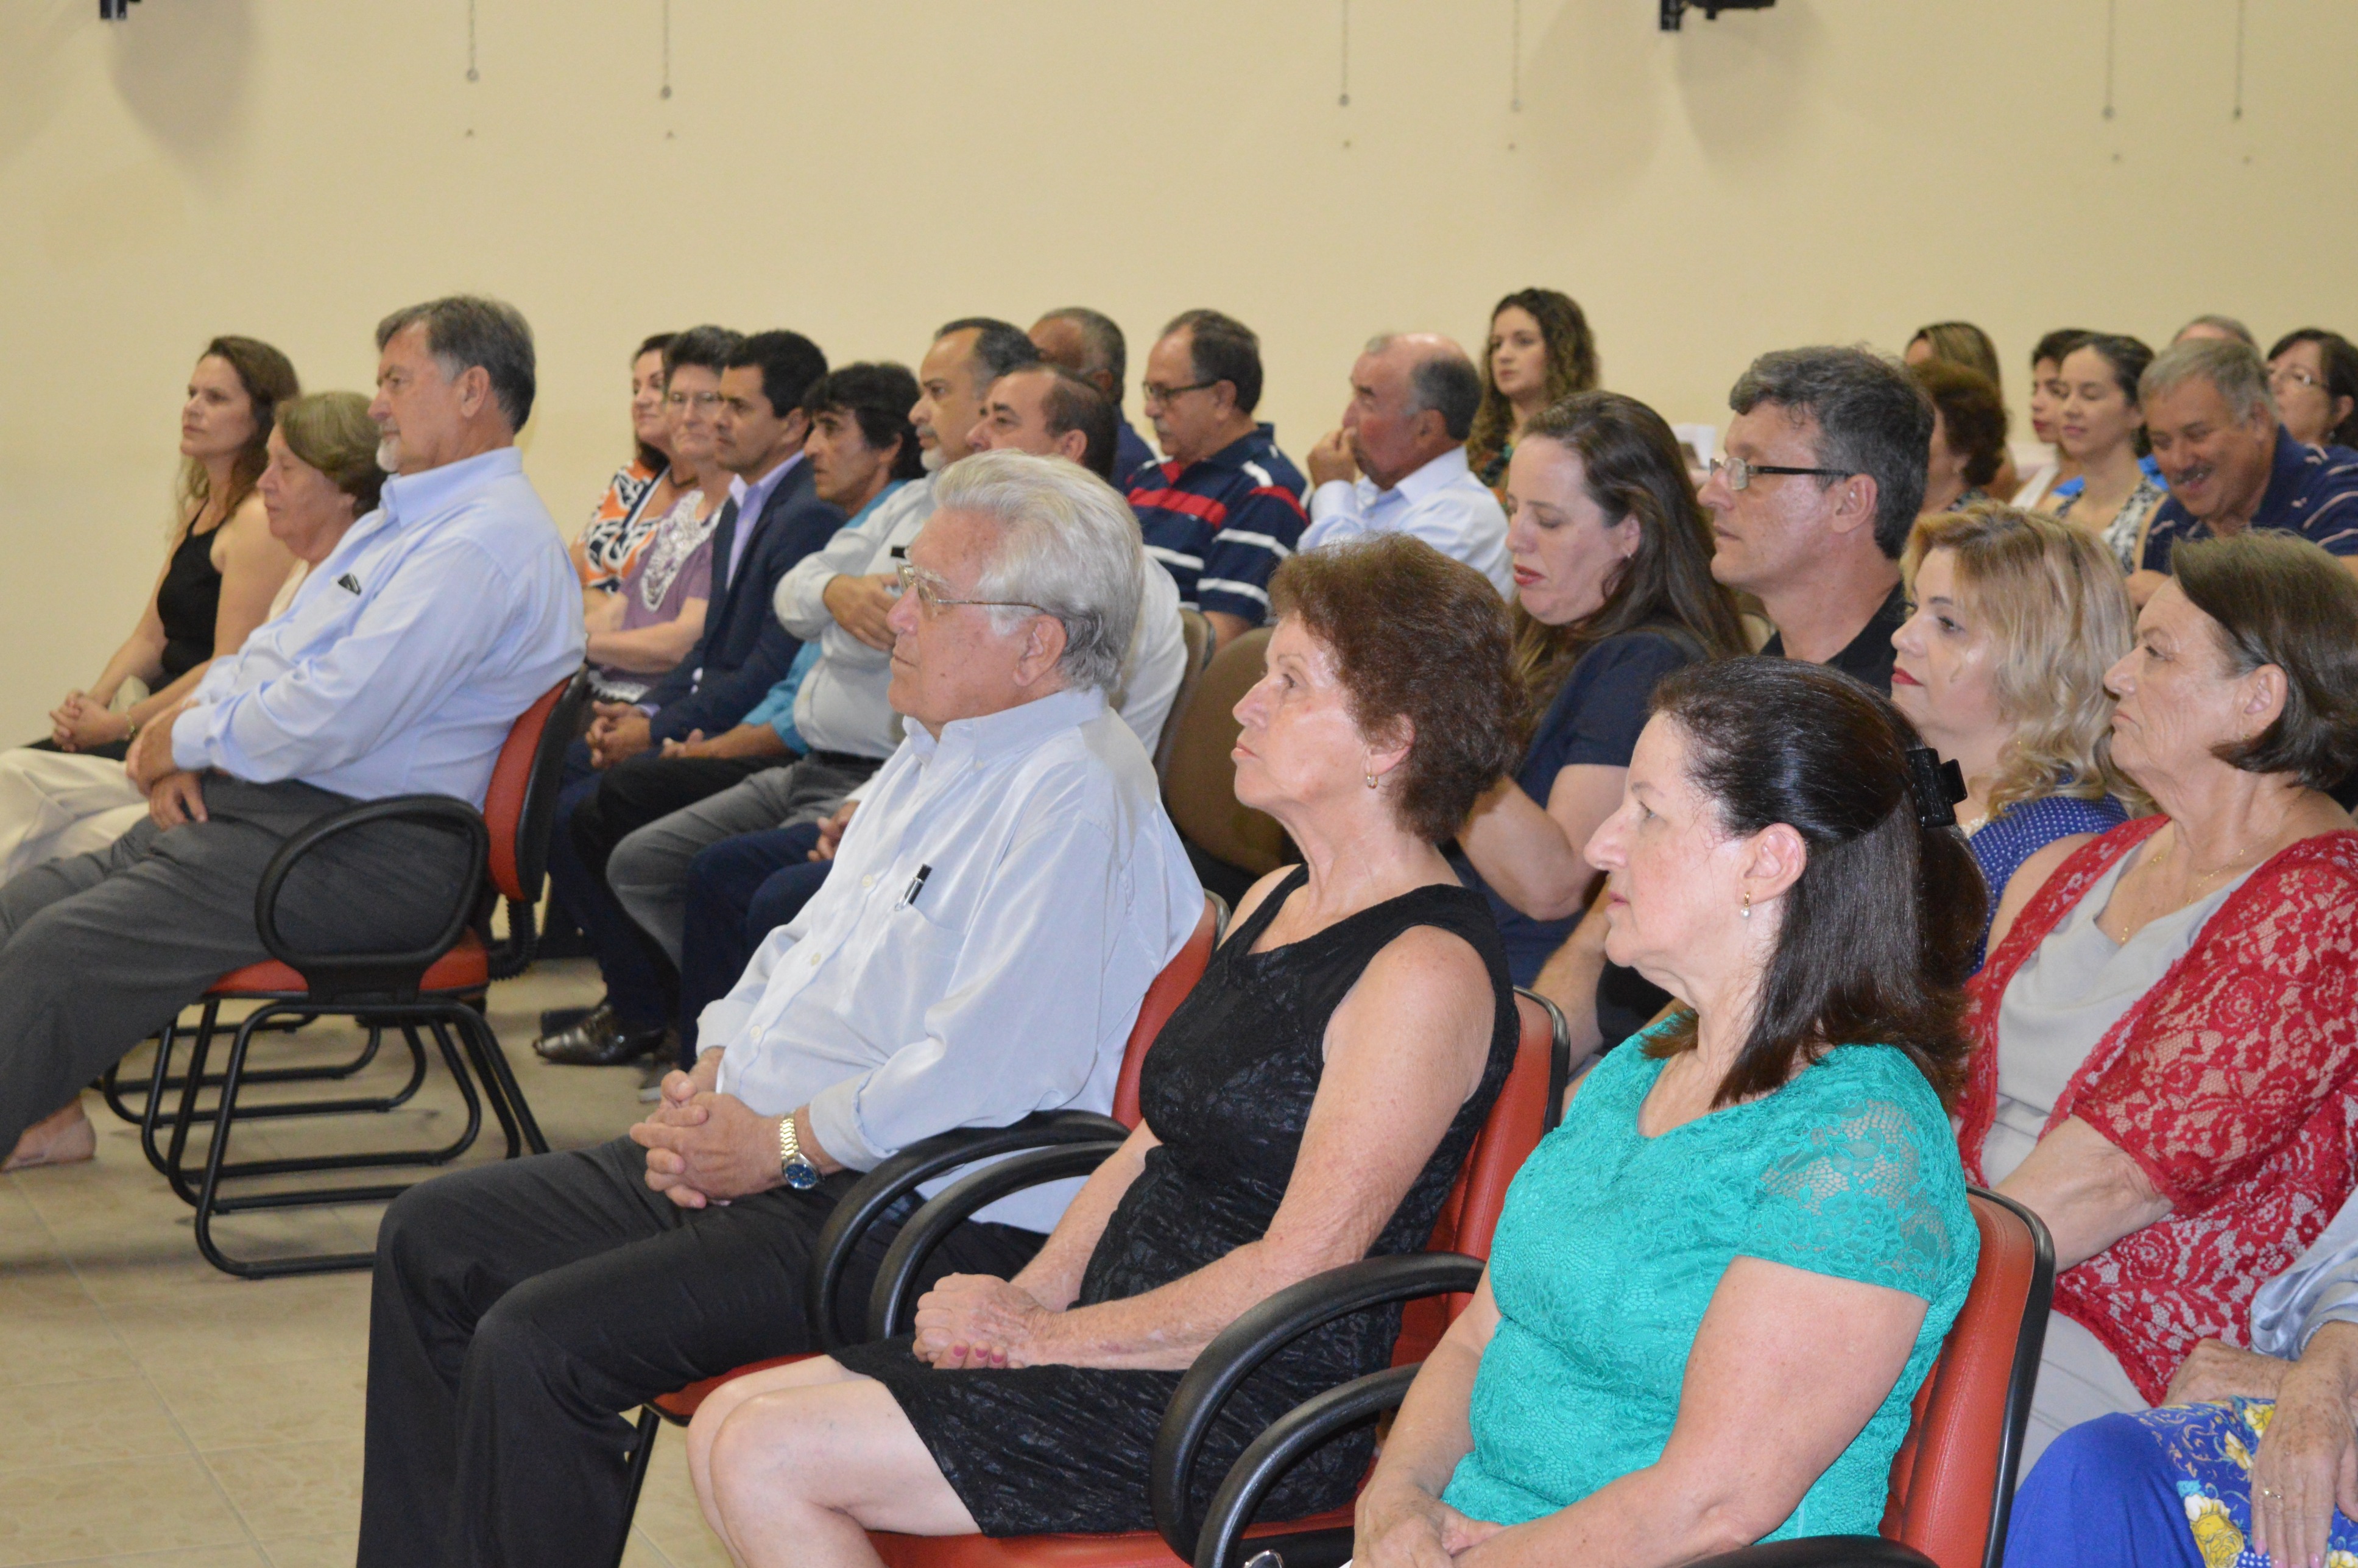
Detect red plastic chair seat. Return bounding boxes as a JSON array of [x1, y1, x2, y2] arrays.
[[871, 1511, 1356, 1568], [651, 1354, 812, 1423], [206, 928, 492, 998]]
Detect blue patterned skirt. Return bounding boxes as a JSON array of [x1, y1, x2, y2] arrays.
[[2006, 1400, 2358, 1568]]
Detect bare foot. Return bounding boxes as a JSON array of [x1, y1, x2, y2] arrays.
[[3, 1103, 95, 1171]]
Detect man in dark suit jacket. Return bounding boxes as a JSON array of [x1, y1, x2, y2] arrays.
[[542, 331, 842, 1064]]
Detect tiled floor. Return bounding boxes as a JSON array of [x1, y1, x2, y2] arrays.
[[0, 958, 733, 1568]]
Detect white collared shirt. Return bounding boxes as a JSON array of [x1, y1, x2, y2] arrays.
[[170, 448, 585, 807], [773, 477, 934, 759], [702, 685, 1202, 1232], [1301, 444, 1513, 597]]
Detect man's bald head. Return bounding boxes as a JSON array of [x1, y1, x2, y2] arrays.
[[1342, 333, 1483, 487]]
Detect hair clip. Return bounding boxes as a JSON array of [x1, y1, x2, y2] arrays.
[[1904, 747, 1966, 829]]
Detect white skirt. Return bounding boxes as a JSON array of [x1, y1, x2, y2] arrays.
[[2018, 1309, 2150, 1474], [0, 747, 149, 880]]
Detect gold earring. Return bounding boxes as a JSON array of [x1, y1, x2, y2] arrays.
[[1364, 771, 1378, 789], [1740, 892, 1751, 920]]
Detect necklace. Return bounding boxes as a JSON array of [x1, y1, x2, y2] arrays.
[[2152, 825, 2275, 900]]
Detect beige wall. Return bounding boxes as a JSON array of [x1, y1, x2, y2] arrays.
[[5, 0, 2354, 744]]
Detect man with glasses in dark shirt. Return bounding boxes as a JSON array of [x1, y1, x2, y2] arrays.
[[1125, 309, 1307, 652], [1698, 345, 1933, 694]]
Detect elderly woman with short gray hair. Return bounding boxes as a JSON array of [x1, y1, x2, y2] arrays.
[[1958, 532, 2358, 1485], [686, 532, 1529, 1568]]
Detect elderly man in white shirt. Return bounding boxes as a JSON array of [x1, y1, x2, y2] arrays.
[[1300, 333, 1514, 596], [358, 450, 1204, 1568], [0, 297, 584, 1172]]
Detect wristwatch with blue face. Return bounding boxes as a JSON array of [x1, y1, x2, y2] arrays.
[[777, 1112, 822, 1191]]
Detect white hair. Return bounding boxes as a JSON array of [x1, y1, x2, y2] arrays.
[[930, 450, 1144, 693]]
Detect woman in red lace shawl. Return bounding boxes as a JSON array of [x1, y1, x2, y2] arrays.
[[1960, 531, 2358, 1470]]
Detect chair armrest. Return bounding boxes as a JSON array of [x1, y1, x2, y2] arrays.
[[1520, 986, 1573, 1134], [802, 1109, 1129, 1352], [866, 1140, 1124, 1340], [252, 793, 489, 1000], [1192, 1363, 1418, 1568], [1151, 1252, 1486, 1559], [1686, 1539, 1940, 1568]]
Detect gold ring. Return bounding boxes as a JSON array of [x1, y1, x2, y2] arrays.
[[2260, 1486, 2282, 1499]]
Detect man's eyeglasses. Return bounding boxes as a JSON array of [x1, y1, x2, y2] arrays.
[[2270, 365, 2325, 393], [1707, 456, 1853, 492], [1140, 380, 1217, 408], [894, 562, 1048, 617]]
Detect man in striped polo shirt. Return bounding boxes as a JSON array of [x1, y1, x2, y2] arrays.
[[2135, 337, 2358, 604], [1126, 309, 1307, 651]]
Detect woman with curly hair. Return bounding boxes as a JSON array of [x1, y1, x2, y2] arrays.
[[1889, 503, 2140, 970], [1466, 289, 1600, 490]]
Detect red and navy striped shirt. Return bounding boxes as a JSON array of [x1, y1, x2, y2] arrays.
[[1126, 424, 1308, 624], [2142, 429, 2358, 571]]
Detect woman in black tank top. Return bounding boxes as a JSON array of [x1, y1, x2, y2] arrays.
[[689, 537, 1532, 1562], [41, 338, 297, 760]]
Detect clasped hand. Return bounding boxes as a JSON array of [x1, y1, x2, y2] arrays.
[[629, 1059, 779, 1209], [1355, 1478, 1503, 1568], [49, 691, 129, 752], [587, 702, 654, 769], [911, 1274, 1053, 1369]]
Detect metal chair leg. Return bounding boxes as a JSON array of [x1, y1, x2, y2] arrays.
[[613, 1407, 665, 1568], [455, 1001, 548, 1156]]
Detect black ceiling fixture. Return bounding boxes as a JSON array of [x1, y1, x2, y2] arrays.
[[99, 0, 145, 16], [1661, 0, 1776, 28]]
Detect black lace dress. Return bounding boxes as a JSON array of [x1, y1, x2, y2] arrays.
[[833, 867, 1519, 1536]]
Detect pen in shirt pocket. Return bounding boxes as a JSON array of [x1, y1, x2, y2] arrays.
[[896, 863, 932, 911]]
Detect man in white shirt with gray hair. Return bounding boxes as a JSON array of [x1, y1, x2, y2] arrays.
[[1300, 333, 1513, 596], [359, 450, 1204, 1568]]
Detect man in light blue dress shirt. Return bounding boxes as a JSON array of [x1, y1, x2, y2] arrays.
[[0, 297, 584, 1170], [358, 450, 1202, 1568], [1299, 333, 1514, 596]]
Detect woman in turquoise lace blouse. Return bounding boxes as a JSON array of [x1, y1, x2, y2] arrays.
[[1358, 659, 1986, 1566]]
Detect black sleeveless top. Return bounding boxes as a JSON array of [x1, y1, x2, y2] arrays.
[[1080, 867, 1519, 1362], [838, 867, 1520, 1536], [155, 519, 226, 680]]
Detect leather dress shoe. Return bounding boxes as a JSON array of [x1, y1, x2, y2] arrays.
[[534, 1005, 671, 1067], [538, 1004, 598, 1036]]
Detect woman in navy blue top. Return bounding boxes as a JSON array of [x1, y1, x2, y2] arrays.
[[1890, 503, 2145, 969], [1455, 392, 1747, 987]]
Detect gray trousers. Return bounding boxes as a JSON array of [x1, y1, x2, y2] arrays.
[[0, 776, 475, 1150], [607, 751, 877, 963]]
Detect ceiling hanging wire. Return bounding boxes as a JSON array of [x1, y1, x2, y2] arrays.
[[2231, 0, 2247, 120], [1338, 0, 1351, 107], [2101, 0, 2116, 119], [1511, 0, 1523, 113]]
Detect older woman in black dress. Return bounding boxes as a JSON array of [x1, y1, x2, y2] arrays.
[[682, 534, 1528, 1567]]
